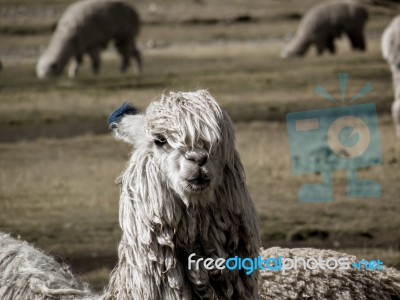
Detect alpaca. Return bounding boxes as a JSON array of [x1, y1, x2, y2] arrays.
[[1, 90, 400, 300], [382, 15, 400, 136], [281, 1, 368, 58], [0, 232, 93, 299], [36, 0, 141, 79]]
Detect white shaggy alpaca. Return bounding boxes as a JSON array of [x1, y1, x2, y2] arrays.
[[1, 90, 400, 300], [36, 0, 141, 79], [382, 15, 400, 136], [106, 91, 260, 299], [281, 1, 368, 58]]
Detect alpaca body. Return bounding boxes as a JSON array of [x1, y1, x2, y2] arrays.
[[0, 232, 93, 300], [382, 15, 400, 136], [36, 0, 141, 79], [259, 247, 400, 299], [1, 91, 400, 300], [281, 1, 368, 58]]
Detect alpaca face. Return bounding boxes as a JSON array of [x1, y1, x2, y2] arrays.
[[151, 132, 223, 197], [36, 36, 72, 79], [36, 56, 64, 78], [109, 90, 234, 204]]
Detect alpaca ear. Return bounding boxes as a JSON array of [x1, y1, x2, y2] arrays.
[[108, 102, 146, 146]]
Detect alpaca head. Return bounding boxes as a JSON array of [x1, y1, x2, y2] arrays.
[[109, 90, 235, 206], [36, 34, 73, 79]]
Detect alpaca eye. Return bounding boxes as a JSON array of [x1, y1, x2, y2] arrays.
[[50, 63, 58, 70], [154, 136, 167, 147]]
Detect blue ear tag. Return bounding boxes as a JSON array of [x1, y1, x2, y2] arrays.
[[107, 102, 138, 126]]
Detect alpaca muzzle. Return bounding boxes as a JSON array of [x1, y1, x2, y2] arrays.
[[186, 174, 211, 192]]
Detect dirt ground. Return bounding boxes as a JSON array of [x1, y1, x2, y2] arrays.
[[1, 0, 400, 291]]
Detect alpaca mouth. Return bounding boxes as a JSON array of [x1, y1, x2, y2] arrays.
[[186, 177, 211, 192]]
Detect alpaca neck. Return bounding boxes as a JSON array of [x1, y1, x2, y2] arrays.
[[390, 65, 400, 136], [391, 65, 400, 100], [101, 152, 260, 299], [102, 190, 259, 299]]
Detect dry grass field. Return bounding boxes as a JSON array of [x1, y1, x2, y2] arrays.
[[1, 0, 400, 291]]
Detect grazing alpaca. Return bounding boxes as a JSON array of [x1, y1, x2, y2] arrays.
[[281, 1, 368, 58], [1, 90, 400, 300], [382, 15, 400, 136], [36, 0, 141, 79]]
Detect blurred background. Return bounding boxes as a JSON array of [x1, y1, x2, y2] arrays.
[[0, 0, 399, 291]]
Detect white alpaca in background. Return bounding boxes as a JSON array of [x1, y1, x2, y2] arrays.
[[281, 2, 368, 58], [382, 15, 400, 136], [0, 90, 400, 299], [36, 0, 141, 79]]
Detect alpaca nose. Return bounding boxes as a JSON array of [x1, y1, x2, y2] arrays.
[[185, 150, 208, 166]]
